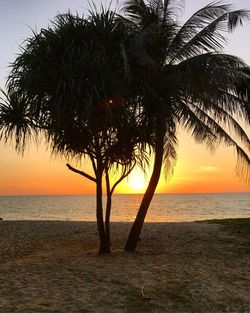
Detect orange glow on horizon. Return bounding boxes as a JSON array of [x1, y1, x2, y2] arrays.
[[0, 130, 250, 196]]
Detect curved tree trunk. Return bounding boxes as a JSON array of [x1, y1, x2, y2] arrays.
[[96, 170, 111, 254], [125, 128, 164, 251]]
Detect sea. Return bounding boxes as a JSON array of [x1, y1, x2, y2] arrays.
[[0, 193, 249, 222]]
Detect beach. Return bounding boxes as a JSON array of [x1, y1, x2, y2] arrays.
[[0, 220, 249, 313]]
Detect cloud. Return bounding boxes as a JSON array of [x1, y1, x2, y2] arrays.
[[198, 165, 219, 173]]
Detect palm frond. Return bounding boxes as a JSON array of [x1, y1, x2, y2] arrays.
[[173, 52, 249, 117], [168, 4, 250, 63], [195, 97, 250, 151], [187, 101, 250, 182], [177, 98, 218, 152], [163, 125, 178, 178]]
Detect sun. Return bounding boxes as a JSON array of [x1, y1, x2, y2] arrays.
[[127, 170, 147, 193], [114, 167, 149, 194]]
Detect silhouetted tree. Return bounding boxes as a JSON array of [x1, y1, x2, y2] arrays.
[[0, 9, 147, 253], [123, 0, 250, 251]]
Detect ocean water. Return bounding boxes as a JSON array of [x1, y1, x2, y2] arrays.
[[0, 193, 249, 222]]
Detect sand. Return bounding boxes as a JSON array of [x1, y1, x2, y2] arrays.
[[0, 220, 249, 313]]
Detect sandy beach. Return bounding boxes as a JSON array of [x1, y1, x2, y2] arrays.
[[0, 220, 249, 313]]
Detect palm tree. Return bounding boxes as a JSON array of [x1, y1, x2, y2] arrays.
[[0, 9, 147, 254], [123, 0, 250, 251]]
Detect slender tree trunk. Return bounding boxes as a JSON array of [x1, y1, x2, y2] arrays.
[[105, 191, 112, 246], [96, 169, 111, 254], [105, 167, 112, 246], [125, 128, 164, 251], [105, 166, 135, 247]]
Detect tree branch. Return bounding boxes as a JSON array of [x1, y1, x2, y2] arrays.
[[66, 163, 97, 183], [89, 155, 97, 176], [110, 163, 136, 194]]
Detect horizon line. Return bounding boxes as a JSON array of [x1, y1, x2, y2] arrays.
[[0, 191, 249, 197]]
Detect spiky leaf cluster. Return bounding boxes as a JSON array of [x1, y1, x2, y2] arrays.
[[0, 10, 148, 171]]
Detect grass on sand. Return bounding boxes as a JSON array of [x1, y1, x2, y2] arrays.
[[205, 217, 250, 237]]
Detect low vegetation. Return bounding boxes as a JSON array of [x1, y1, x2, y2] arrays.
[[205, 218, 250, 238]]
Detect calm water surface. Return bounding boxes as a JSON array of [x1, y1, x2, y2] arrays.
[[0, 193, 249, 222]]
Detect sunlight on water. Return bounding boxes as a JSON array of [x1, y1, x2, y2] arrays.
[[0, 193, 249, 222]]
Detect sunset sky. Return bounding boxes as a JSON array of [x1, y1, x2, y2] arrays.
[[0, 0, 250, 195]]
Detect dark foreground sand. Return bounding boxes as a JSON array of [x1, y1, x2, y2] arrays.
[[0, 220, 249, 313]]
